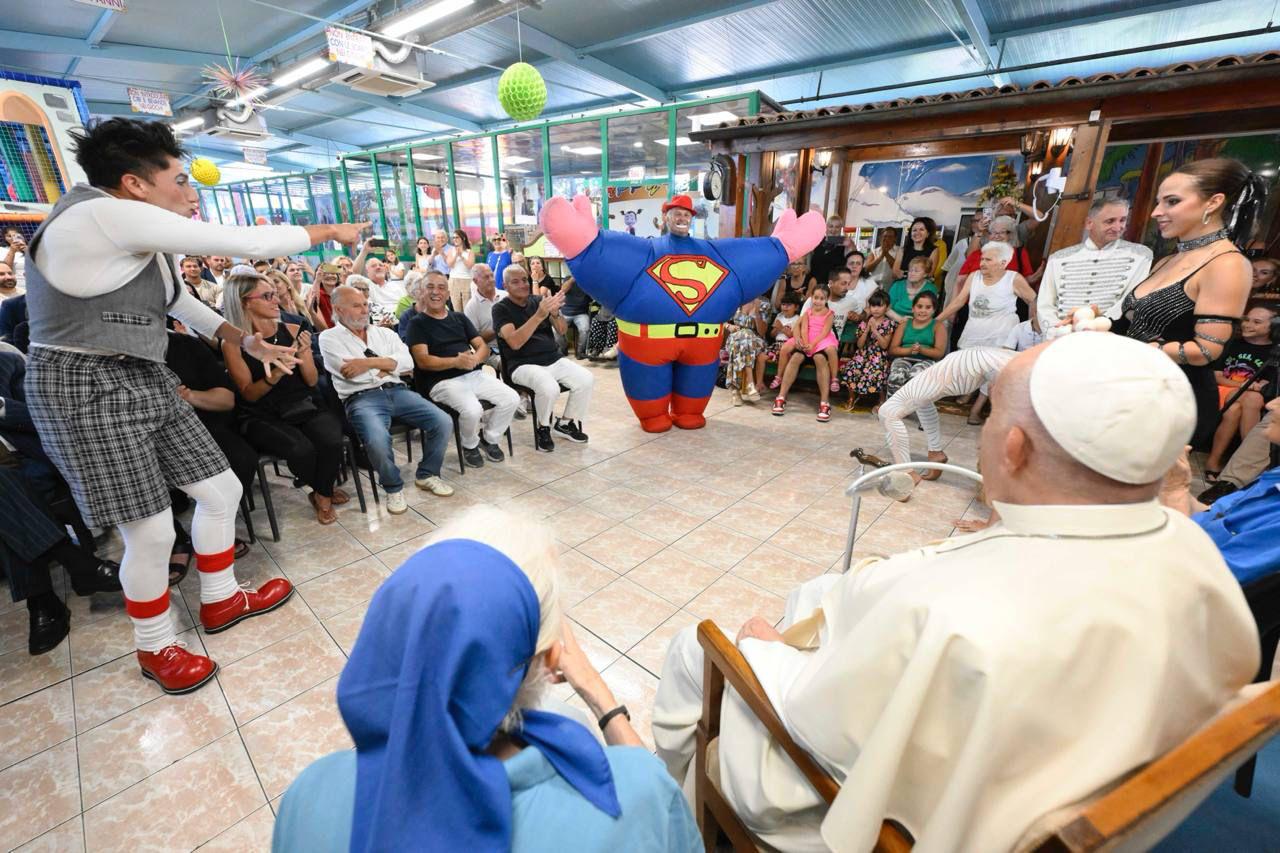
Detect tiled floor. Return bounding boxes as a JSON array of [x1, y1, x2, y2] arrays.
[[0, 363, 996, 852]]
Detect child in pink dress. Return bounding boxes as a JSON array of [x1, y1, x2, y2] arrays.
[[771, 284, 839, 422]]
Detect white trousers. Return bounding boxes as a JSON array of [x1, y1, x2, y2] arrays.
[[512, 358, 594, 426], [878, 397, 944, 466], [652, 575, 838, 851], [427, 370, 519, 448]]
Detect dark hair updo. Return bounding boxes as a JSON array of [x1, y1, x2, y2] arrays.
[[1173, 157, 1269, 247]]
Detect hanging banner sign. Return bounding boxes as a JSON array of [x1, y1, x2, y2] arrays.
[[326, 26, 375, 69], [73, 0, 127, 10], [127, 87, 172, 117], [243, 147, 269, 166]]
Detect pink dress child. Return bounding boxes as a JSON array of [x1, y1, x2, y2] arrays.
[[805, 309, 838, 355]]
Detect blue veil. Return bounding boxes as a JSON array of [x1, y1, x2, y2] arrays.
[[337, 539, 621, 851]]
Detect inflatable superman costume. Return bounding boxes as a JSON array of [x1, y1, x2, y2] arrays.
[[541, 193, 824, 432]]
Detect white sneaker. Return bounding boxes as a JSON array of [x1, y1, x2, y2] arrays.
[[415, 475, 455, 497], [731, 389, 743, 406], [386, 490, 408, 514], [743, 383, 761, 402], [600, 345, 618, 360]]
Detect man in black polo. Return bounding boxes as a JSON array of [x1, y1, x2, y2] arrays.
[[406, 271, 518, 467]]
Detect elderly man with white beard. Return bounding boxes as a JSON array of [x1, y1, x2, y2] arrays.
[[652, 332, 1259, 853]]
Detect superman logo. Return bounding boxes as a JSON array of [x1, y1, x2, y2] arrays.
[[646, 255, 729, 317]]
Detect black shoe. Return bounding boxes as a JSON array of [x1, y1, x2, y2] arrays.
[[479, 438, 505, 462], [462, 445, 485, 468], [512, 407, 527, 421], [535, 425, 556, 453], [69, 559, 123, 596], [1197, 480, 1239, 505], [28, 594, 70, 655], [553, 418, 588, 444]]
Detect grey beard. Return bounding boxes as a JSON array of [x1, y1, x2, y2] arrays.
[[344, 317, 370, 331]]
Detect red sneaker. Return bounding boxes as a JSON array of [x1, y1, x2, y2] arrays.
[[137, 644, 218, 695], [200, 579, 295, 634]]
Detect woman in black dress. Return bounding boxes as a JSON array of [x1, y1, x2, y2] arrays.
[[1116, 158, 1267, 448], [221, 269, 347, 525]]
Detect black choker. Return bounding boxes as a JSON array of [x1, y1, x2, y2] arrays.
[[1176, 229, 1230, 252]]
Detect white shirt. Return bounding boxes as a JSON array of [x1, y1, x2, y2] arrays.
[[1002, 318, 1046, 352], [0, 287, 23, 303], [723, 501, 1258, 853], [318, 322, 412, 400], [1037, 237, 1152, 324], [464, 289, 503, 341], [35, 186, 309, 340], [366, 278, 407, 313], [773, 313, 798, 342], [802, 290, 862, 335]]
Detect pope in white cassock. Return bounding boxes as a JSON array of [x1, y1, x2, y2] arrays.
[[652, 332, 1260, 852]]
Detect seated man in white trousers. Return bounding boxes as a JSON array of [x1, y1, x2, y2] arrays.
[[652, 333, 1259, 853], [492, 263, 593, 453], [406, 270, 519, 469], [877, 346, 1015, 492]]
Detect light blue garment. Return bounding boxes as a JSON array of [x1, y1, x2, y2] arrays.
[[273, 743, 701, 853]]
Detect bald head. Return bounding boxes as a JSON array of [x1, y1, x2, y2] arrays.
[[980, 345, 1163, 506]]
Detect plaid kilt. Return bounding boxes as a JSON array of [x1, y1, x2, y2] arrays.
[[24, 347, 229, 527]]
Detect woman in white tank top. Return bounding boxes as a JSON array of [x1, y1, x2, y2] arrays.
[[444, 229, 475, 311]]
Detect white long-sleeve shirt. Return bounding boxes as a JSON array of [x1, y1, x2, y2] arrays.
[[1036, 237, 1152, 324], [34, 186, 309, 340], [318, 322, 413, 400]]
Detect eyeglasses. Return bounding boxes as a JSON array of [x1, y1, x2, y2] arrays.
[[247, 292, 278, 302]]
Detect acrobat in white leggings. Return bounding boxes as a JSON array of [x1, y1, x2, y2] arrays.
[[878, 347, 1015, 468], [119, 469, 242, 650]]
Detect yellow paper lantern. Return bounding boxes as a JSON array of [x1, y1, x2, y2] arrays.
[[191, 157, 221, 187]]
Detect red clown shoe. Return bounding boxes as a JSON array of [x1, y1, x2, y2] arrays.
[[137, 644, 218, 695], [200, 578, 295, 633]]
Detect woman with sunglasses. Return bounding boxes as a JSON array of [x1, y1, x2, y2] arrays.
[[221, 267, 347, 525]]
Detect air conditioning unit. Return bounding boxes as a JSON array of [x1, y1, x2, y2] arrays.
[[201, 106, 269, 141], [327, 38, 436, 98]]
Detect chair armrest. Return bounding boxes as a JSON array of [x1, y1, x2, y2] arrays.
[[696, 620, 840, 804]]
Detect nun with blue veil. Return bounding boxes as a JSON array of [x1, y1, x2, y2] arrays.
[[272, 506, 700, 853]]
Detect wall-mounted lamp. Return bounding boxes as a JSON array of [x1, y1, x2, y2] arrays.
[[1020, 131, 1047, 163], [812, 149, 833, 174], [1029, 161, 1044, 177], [1048, 127, 1074, 157]]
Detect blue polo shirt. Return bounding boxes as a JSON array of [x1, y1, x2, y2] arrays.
[[1194, 468, 1280, 586]]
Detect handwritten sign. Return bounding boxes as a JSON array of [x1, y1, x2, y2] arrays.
[[127, 87, 171, 117], [243, 147, 269, 166], [73, 0, 127, 11], [326, 26, 375, 69]]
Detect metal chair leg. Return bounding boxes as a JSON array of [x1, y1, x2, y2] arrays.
[[256, 461, 280, 542], [239, 494, 257, 545], [344, 438, 367, 513], [453, 416, 465, 474]]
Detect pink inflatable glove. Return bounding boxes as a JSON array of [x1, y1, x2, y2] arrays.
[[539, 194, 598, 260], [771, 208, 826, 262]]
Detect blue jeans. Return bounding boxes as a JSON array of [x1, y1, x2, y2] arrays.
[[344, 384, 451, 494], [562, 311, 591, 355]]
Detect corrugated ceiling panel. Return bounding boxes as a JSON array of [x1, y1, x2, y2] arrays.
[[520, 0, 761, 50]]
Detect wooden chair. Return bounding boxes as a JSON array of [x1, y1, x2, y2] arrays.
[[694, 619, 1280, 853]]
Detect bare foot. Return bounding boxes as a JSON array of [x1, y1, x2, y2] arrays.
[[952, 517, 993, 533]]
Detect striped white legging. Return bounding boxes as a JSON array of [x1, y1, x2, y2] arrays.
[[879, 397, 944, 466]]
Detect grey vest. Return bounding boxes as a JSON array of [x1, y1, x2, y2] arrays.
[[26, 184, 179, 362]]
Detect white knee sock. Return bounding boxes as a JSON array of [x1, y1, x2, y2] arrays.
[[179, 470, 244, 604], [119, 510, 178, 652]]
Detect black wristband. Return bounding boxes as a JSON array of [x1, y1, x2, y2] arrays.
[[597, 705, 630, 732]]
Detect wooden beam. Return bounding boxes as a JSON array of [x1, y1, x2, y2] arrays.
[[1109, 111, 1280, 144], [1126, 142, 1165, 243], [1048, 121, 1113, 255], [842, 134, 1023, 162]]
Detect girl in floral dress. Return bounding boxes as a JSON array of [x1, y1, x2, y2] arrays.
[[839, 290, 896, 410], [724, 300, 766, 405]]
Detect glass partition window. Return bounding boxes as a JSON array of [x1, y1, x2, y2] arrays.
[[675, 99, 752, 239], [607, 111, 668, 185], [309, 172, 339, 225], [280, 177, 314, 226], [770, 150, 801, 222], [344, 157, 379, 235], [497, 130, 544, 228], [215, 189, 238, 225], [374, 152, 412, 256], [450, 138, 498, 245], [549, 121, 602, 223], [411, 144, 451, 241]]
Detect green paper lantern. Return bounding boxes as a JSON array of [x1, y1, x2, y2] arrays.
[[497, 62, 547, 122]]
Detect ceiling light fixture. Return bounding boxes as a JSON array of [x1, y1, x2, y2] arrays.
[[272, 57, 332, 88], [503, 155, 533, 164], [173, 116, 205, 131], [380, 0, 475, 38], [653, 137, 697, 146]]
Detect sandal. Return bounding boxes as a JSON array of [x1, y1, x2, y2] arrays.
[[850, 447, 889, 468], [817, 402, 831, 422], [771, 397, 786, 416], [234, 539, 251, 559], [966, 414, 985, 426], [829, 380, 840, 393], [310, 492, 338, 525], [769, 376, 782, 390], [168, 551, 191, 587], [331, 488, 350, 506], [1203, 470, 1221, 483]]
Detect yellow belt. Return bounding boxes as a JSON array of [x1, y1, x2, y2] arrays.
[[615, 319, 723, 339]]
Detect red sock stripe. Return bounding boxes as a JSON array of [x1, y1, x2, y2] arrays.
[[196, 546, 236, 573], [125, 593, 171, 619]]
